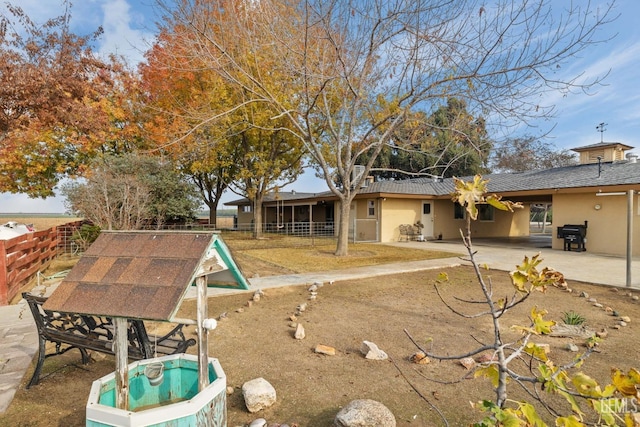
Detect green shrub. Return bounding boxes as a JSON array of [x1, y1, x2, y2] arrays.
[[562, 310, 586, 325], [71, 224, 101, 251]]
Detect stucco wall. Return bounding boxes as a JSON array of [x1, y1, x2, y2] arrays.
[[236, 208, 253, 226], [353, 198, 370, 219], [379, 198, 422, 242], [378, 198, 529, 242], [470, 203, 530, 238], [433, 200, 530, 240], [552, 192, 639, 256], [432, 200, 464, 240]]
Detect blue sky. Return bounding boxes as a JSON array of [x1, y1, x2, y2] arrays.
[[1, 0, 639, 213]]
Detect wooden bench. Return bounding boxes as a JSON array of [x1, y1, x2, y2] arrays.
[[399, 224, 421, 241], [22, 292, 197, 388]]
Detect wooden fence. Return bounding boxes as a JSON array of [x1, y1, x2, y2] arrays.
[[0, 220, 85, 306]]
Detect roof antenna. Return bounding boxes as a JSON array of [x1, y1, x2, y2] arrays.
[[597, 156, 602, 178], [596, 122, 607, 143]]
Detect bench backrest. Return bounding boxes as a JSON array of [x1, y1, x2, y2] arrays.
[[23, 292, 150, 359], [399, 224, 418, 235]]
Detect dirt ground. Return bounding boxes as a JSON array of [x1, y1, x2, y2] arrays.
[[3, 260, 640, 426]]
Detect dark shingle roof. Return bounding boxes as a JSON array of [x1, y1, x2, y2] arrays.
[[479, 161, 640, 193], [225, 160, 640, 204], [358, 160, 640, 196], [225, 191, 329, 205]]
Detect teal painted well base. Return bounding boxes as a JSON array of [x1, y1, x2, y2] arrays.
[[86, 354, 226, 427]]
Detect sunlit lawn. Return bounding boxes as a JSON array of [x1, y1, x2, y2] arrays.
[[222, 232, 459, 273], [41, 230, 461, 278]]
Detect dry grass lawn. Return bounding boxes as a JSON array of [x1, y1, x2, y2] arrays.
[[223, 234, 458, 276]]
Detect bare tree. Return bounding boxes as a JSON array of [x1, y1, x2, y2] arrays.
[[159, 0, 615, 255], [63, 154, 201, 230], [491, 136, 578, 173], [63, 167, 152, 231]]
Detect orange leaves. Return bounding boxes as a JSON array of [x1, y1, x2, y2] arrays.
[[0, 1, 134, 196]]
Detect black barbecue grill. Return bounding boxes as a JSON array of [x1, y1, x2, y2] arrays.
[[556, 221, 587, 252]]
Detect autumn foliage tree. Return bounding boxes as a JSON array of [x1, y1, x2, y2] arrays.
[[227, 111, 305, 238], [160, 0, 615, 255], [143, 11, 304, 236], [140, 28, 243, 226], [0, 1, 141, 197]]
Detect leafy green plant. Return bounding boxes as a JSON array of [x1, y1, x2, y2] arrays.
[[71, 223, 101, 252], [562, 310, 586, 326]]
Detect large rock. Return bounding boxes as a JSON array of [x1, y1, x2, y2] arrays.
[[360, 341, 388, 360], [550, 324, 595, 338], [334, 399, 396, 427], [242, 378, 276, 413], [315, 344, 336, 355], [294, 323, 306, 339]]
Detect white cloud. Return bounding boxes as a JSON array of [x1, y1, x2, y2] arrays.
[[2, 1, 155, 66], [98, 0, 156, 66]]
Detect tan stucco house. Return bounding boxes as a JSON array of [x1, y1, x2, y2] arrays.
[[226, 142, 640, 257]]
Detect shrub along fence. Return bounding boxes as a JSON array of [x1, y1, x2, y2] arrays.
[[0, 220, 85, 306]]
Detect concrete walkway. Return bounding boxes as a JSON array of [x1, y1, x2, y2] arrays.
[[1, 239, 639, 414]]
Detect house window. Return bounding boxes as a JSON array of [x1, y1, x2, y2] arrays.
[[242, 205, 252, 213], [367, 200, 376, 217], [478, 204, 494, 221], [454, 203, 466, 219], [423, 203, 431, 215]]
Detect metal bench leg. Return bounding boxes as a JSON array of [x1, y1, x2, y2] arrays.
[[79, 347, 90, 364], [27, 335, 47, 389]]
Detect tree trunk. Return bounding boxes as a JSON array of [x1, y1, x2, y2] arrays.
[[206, 198, 220, 226], [335, 196, 352, 256], [253, 196, 263, 239], [542, 203, 550, 234]]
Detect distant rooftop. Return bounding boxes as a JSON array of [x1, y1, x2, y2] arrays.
[[571, 142, 634, 152]]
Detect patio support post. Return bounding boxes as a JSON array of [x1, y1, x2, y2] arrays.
[[196, 275, 209, 391], [627, 190, 634, 287], [291, 205, 295, 232], [114, 317, 129, 410], [597, 190, 635, 287]]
